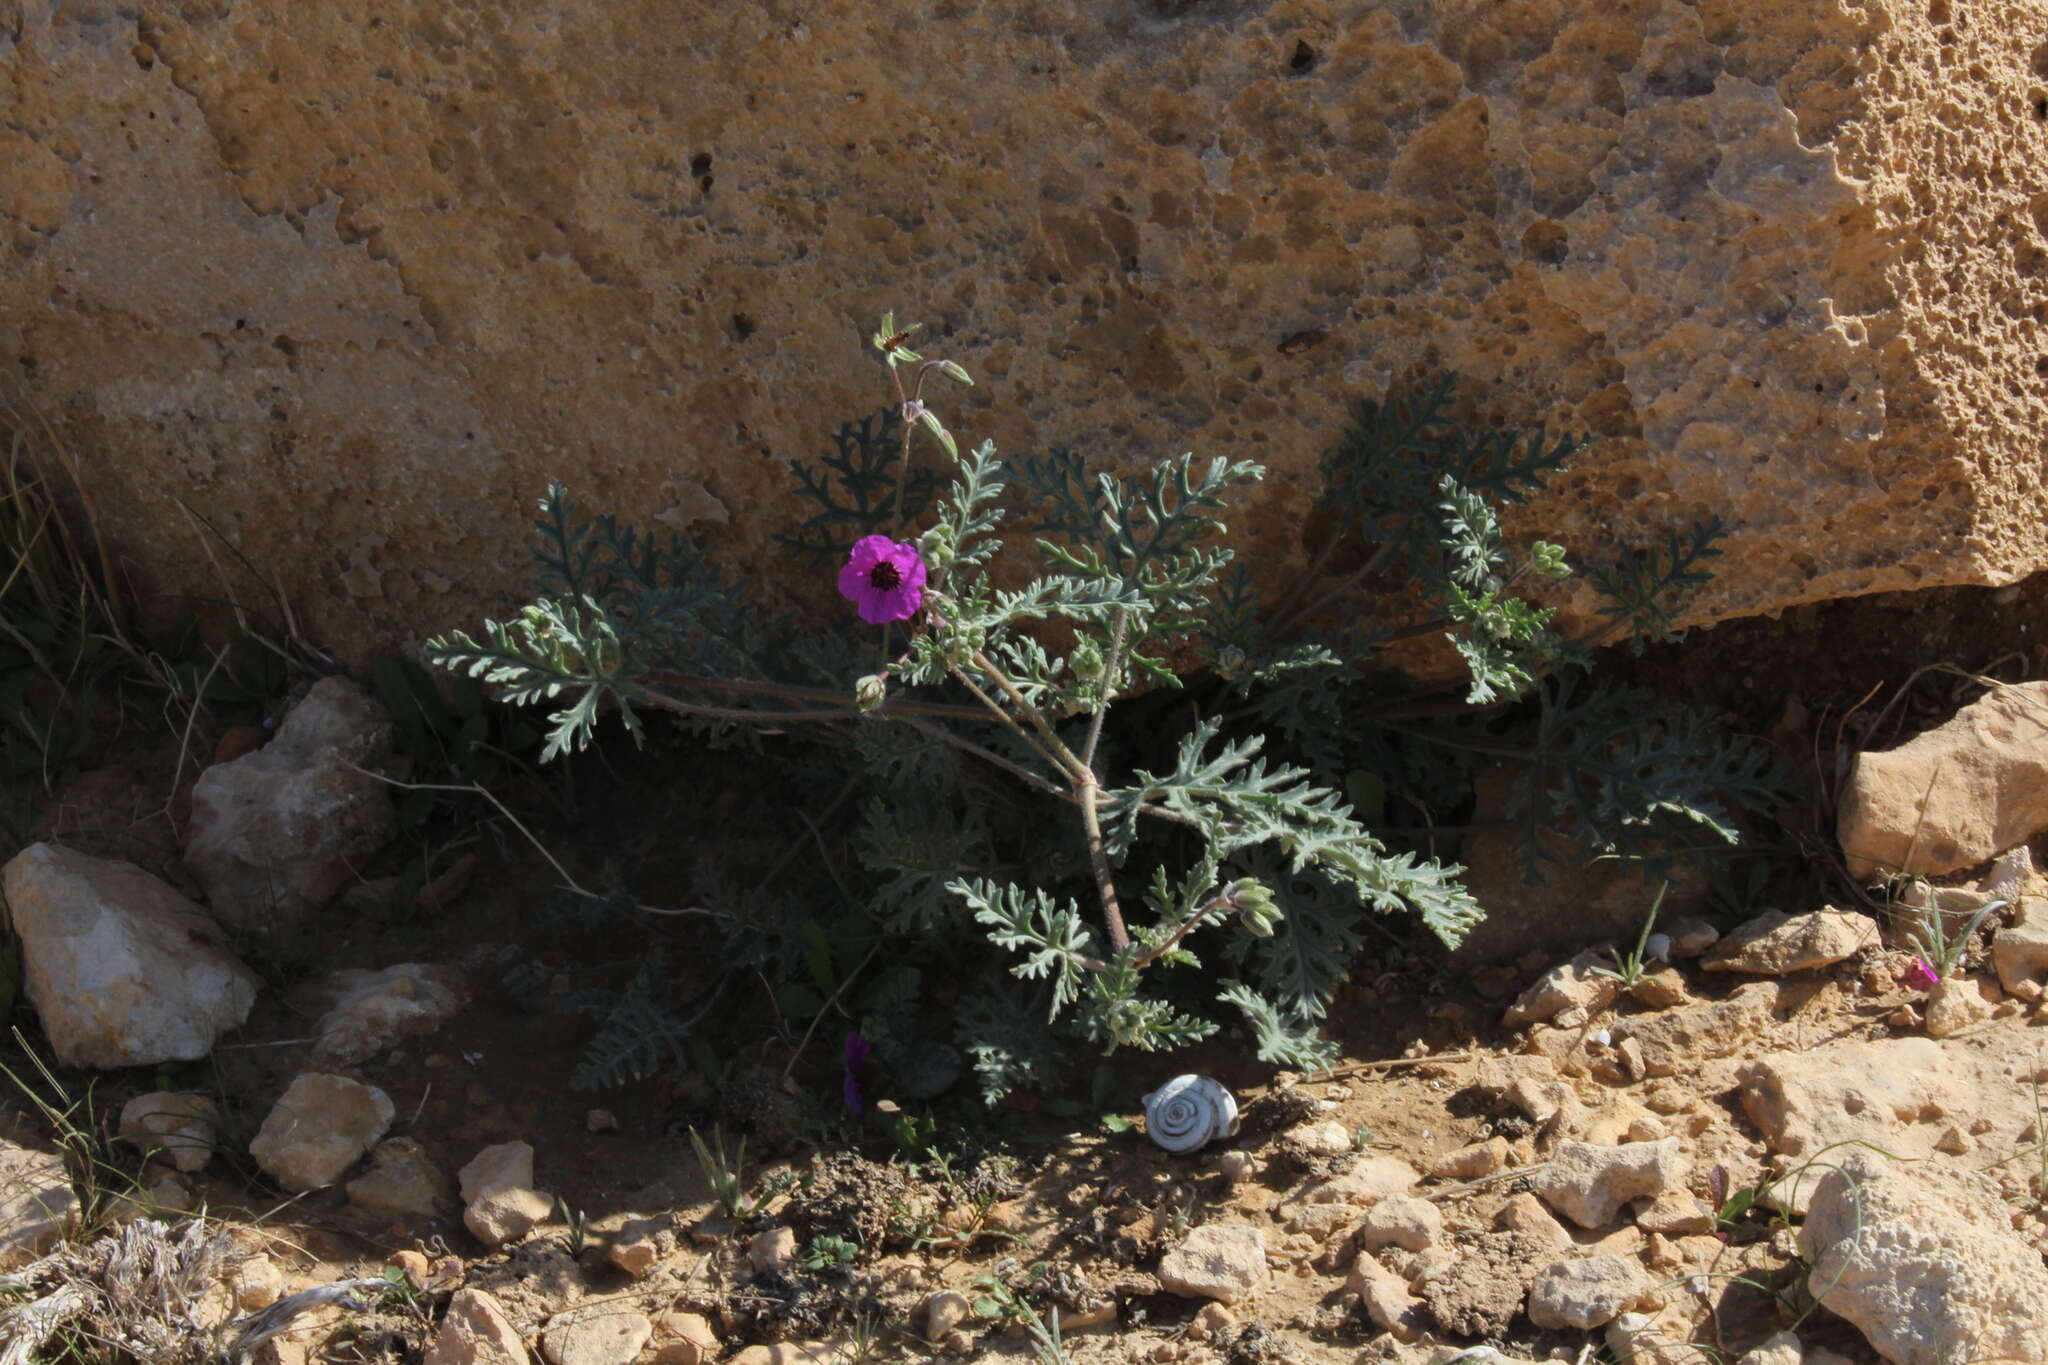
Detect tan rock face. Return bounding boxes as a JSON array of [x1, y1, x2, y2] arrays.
[[5, 2, 2048, 664], [1839, 682, 2048, 881]]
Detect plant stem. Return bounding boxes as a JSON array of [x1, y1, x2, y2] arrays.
[[631, 686, 859, 726], [1131, 895, 1228, 968], [1080, 608, 1127, 772], [1075, 770, 1130, 954], [944, 661, 1072, 781], [969, 649, 1088, 780], [901, 716, 1069, 800], [639, 670, 987, 722]]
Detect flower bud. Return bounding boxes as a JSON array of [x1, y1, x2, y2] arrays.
[[854, 674, 889, 712], [1214, 644, 1248, 680], [1070, 636, 1105, 684], [1224, 879, 1281, 937], [917, 524, 957, 569]]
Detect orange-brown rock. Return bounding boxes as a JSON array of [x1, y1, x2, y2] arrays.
[[4, 2, 2047, 663]]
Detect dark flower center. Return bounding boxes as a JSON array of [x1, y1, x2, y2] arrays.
[[868, 561, 901, 591]]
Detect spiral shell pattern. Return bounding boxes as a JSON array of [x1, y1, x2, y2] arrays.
[[1141, 1074, 1240, 1155]]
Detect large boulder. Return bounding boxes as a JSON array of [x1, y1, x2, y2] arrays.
[[182, 678, 397, 936], [1838, 681, 2048, 881], [1800, 1149, 2048, 1365], [6, 3, 2048, 665], [0, 842, 257, 1068]]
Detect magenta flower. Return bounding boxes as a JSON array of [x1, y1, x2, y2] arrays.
[[838, 535, 927, 624], [1908, 956, 1940, 989]]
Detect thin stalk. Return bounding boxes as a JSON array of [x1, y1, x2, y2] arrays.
[[639, 670, 987, 722], [1130, 896, 1228, 969], [1075, 771, 1129, 954], [902, 716, 1069, 801], [629, 685, 860, 726], [1271, 541, 1393, 639], [1080, 608, 1127, 772], [969, 649, 1088, 780], [944, 661, 1072, 781]]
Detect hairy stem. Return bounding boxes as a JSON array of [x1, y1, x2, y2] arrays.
[[969, 649, 1088, 780], [639, 669, 987, 722], [1080, 608, 1127, 772], [1076, 770, 1130, 954], [902, 715, 1069, 800], [1131, 895, 1229, 969], [945, 661, 1074, 782]]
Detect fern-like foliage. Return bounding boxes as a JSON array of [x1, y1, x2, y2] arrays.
[[563, 955, 700, 1090], [1584, 516, 1727, 652], [1506, 673, 1798, 878], [1315, 374, 1586, 586], [775, 409, 930, 566], [428, 333, 1795, 1104]]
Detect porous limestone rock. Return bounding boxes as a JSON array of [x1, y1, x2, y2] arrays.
[[1921, 974, 1995, 1037], [182, 678, 397, 937], [345, 1137, 451, 1218], [249, 1073, 394, 1192], [310, 962, 468, 1068], [1502, 948, 1621, 1026], [647, 1312, 721, 1365], [119, 1091, 220, 1173], [1701, 908, 1878, 974], [458, 1140, 552, 1249], [1621, 982, 1777, 1075], [1359, 1195, 1442, 1253], [1291, 1155, 1421, 1207], [0, 1139, 76, 1266], [458, 1141, 533, 1203], [0, 842, 258, 1068], [1157, 1225, 1267, 1305], [1346, 1253, 1422, 1344], [1992, 908, 2048, 994], [1526, 1254, 1654, 1330], [540, 1312, 653, 1365], [7, 3, 2048, 670], [1800, 1149, 2048, 1365], [424, 1288, 528, 1365], [1838, 681, 2048, 880], [1532, 1139, 1684, 1229]]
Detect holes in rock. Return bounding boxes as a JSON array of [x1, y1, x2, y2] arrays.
[[1289, 39, 1316, 73], [2032, 92, 2047, 120], [2035, 356, 2048, 377], [730, 312, 757, 341], [2032, 39, 2048, 79], [691, 152, 714, 193], [1520, 219, 1569, 264], [272, 335, 298, 357], [1928, 0, 1949, 21]]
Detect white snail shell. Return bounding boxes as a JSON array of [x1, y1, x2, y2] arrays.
[[1141, 1074, 1241, 1155], [1643, 932, 1672, 964]]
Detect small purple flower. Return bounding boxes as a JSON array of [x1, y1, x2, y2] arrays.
[[842, 1031, 874, 1111], [838, 535, 927, 625], [1908, 956, 1940, 989]]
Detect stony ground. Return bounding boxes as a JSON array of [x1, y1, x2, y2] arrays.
[[5, 682, 2048, 1365]]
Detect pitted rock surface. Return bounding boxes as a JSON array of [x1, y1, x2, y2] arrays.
[[7, 3, 2048, 664], [1800, 1149, 2048, 1365]]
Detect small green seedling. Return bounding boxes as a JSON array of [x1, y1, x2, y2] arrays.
[[1591, 880, 1670, 989]]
